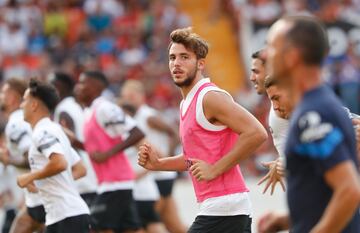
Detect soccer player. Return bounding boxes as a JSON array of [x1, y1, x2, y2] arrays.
[[120, 80, 186, 233], [50, 72, 98, 207], [0, 78, 45, 233], [138, 27, 268, 233], [75, 71, 145, 233], [17, 79, 90, 233], [251, 49, 360, 195], [249, 51, 287, 194], [258, 15, 360, 233]]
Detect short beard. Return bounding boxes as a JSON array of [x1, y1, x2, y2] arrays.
[[0, 103, 6, 112], [173, 65, 198, 88]]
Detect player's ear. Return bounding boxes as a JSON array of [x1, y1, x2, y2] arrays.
[[285, 46, 300, 69], [197, 58, 205, 70], [31, 98, 40, 112]]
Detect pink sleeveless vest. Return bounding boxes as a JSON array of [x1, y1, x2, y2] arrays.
[[83, 106, 134, 184], [180, 82, 248, 202]]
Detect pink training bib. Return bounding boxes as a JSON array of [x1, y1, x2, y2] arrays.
[[179, 82, 248, 202]]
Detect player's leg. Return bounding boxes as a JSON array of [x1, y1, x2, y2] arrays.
[[188, 215, 251, 233], [155, 179, 187, 233]]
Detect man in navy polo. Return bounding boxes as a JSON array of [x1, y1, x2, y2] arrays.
[[258, 15, 360, 233]]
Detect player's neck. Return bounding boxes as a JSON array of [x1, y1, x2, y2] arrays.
[[4, 105, 20, 119], [60, 93, 72, 101], [180, 75, 203, 98], [85, 94, 100, 107], [29, 111, 51, 129], [292, 66, 322, 106], [135, 102, 144, 111]]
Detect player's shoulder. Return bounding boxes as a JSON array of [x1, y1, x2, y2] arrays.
[[299, 87, 341, 117], [290, 108, 348, 160], [202, 87, 233, 105], [6, 111, 30, 131], [33, 128, 64, 156], [297, 99, 344, 129], [97, 98, 122, 113], [296, 111, 333, 141], [56, 97, 79, 112], [33, 120, 58, 139], [6, 118, 30, 132], [95, 99, 126, 126]]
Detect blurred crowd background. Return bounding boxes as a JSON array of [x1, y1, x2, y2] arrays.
[[0, 0, 359, 230]]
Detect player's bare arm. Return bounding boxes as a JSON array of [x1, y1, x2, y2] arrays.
[[17, 153, 68, 188], [138, 143, 187, 171], [190, 91, 268, 181], [71, 160, 87, 180], [0, 148, 29, 169], [258, 157, 285, 195], [91, 126, 145, 163], [147, 115, 180, 155], [258, 212, 290, 233], [311, 161, 360, 233]]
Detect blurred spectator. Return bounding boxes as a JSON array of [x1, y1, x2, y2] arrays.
[[95, 28, 115, 54], [338, 0, 360, 27], [118, 32, 147, 67], [70, 29, 97, 66], [0, 0, 192, 109], [245, 0, 282, 27], [86, 3, 112, 32], [64, 0, 86, 46], [2, 55, 28, 81], [283, 0, 311, 15], [43, 2, 68, 38], [27, 26, 47, 55], [0, 21, 27, 57], [83, 0, 124, 18], [326, 37, 360, 114], [17, 0, 43, 35]]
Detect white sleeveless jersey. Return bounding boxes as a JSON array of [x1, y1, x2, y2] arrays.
[[268, 106, 289, 159], [54, 97, 98, 194], [135, 105, 177, 180], [5, 109, 42, 207]]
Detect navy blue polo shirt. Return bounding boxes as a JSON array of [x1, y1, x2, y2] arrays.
[[285, 85, 360, 233]]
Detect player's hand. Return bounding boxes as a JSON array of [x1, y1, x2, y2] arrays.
[[309, 225, 329, 233], [62, 127, 77, 144], [189, 159, 216, 181], [258, 212, 289, 233], [258, 159, 285, 195], [138, 143, 160, 170], [17, 173, 34, 188], [353, 119, 360, 155], [90, 151, 110, 163], [0, 148, 9, 166], [26, 181, 39, 193]]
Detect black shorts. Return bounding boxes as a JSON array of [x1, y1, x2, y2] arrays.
[[2, 208, 16, 233], [45, 214, 90, 233], [136, 201, 161, 227], [90, 190, 141, 232], [156, 179, 175, 197], [27, 205, 46, 224], [188, 215, 252, 233], [80, 192, 97, 207]]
